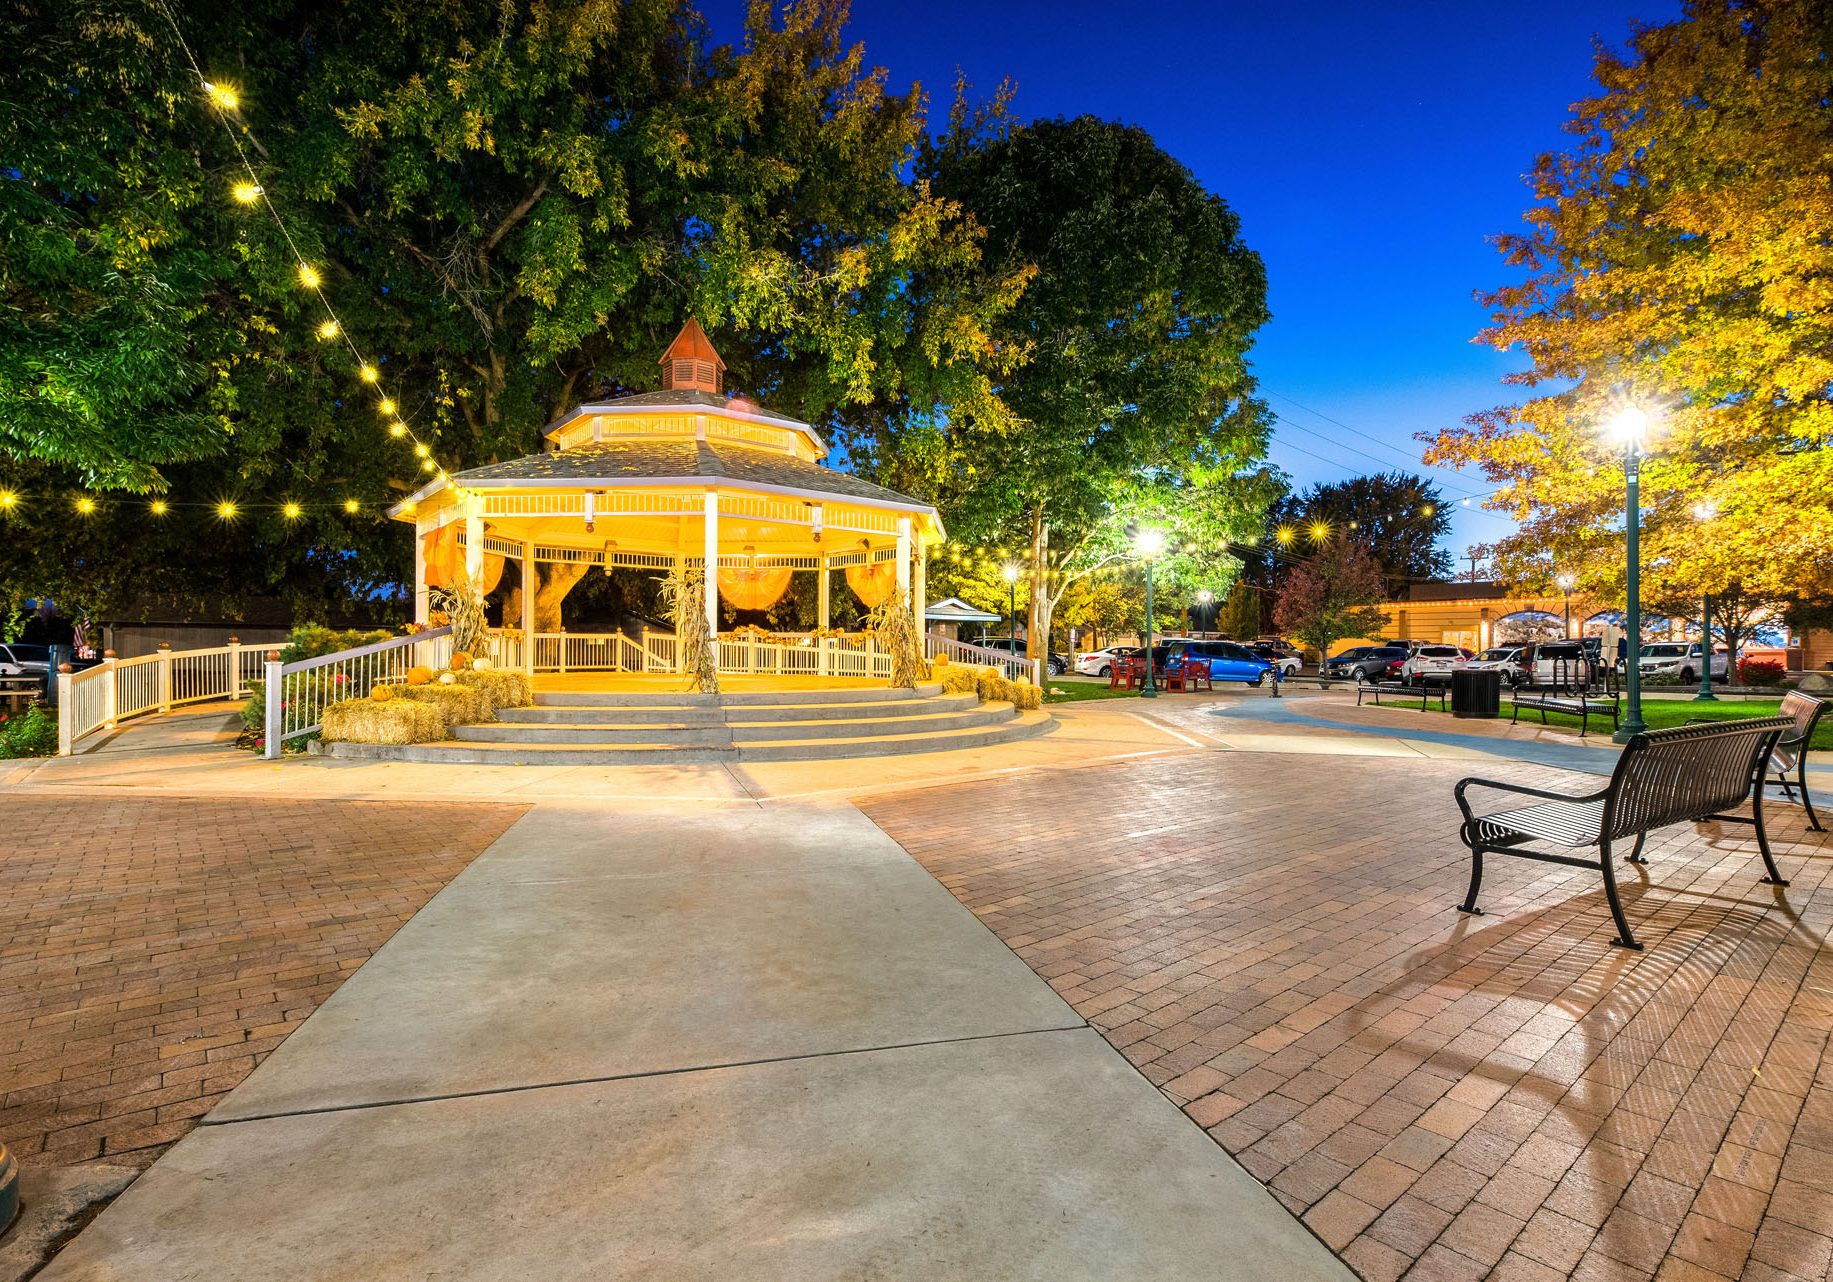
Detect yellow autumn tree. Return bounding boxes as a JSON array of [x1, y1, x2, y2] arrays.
[[1426, 0, 1833, 605]]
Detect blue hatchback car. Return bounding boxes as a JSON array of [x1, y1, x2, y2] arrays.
[[1161, 639, 1278, 686]]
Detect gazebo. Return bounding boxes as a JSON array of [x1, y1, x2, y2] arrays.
[[388, 321, 940, 681]]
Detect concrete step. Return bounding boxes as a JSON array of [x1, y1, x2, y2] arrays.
[[502, 693, 979, 725], [733, 708, 1054, 761], [727, 706, 1014, 741], [456, 705, 1013, 746], [527, 683, 942, 709], [453, 723, 736, 746], [501, 705, 728, 725]]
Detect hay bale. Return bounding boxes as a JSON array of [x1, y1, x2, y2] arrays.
[[395, 682, 496, 726], [455, 668, 533, 709], [321, 698, 447, 745]]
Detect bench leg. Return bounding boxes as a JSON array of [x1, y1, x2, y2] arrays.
[[1782, 762, 1824, 832], [1597, 838, 1643, 950], [1625, 831, 1648, 865], [1750, 783, 1790, 886], [1457, 837, 1486, 917]]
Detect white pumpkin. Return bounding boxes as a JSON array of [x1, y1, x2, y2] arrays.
[[438, 671, 456, 684], [472, 657, 492, 671]]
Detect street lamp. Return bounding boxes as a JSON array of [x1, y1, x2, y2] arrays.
[[1609, 406, 1649, 743], [1691, 502, 1719, 702], [1134, 526, 1165, 698], [1555, 573, 1576, 637], [1195, 588, 1214, 638], [1001, 562, 1020, 648]]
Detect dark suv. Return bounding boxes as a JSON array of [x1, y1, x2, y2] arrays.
[[978, 637, 1068, 677], [1325, 644, 1408, 683]]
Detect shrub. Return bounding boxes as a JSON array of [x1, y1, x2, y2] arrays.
[[238, 624, 397, 742], [455, 668, 533, 709], [321, 698, 446, 745], [1739, 658, 1786, 687], [0, 706, 57, 758]]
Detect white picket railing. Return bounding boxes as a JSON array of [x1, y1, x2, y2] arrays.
[[925, 633, 1039, 683], [57, 641, 270, 754], [262, 628, 454, 759]]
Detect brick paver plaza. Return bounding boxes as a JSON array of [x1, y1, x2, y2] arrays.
[[0, 794, 523, 1168], [865, 748, 1833, 1282]]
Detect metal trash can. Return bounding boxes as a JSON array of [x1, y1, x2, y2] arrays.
[[1452, 668, 1502, 719]]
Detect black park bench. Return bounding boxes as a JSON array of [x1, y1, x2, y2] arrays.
[[1757, 691, 1826, 833], [1356, 680, 1447, 711], [1453, 716, 1796, 950]]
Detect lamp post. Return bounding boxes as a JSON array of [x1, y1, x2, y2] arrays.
[[1001, 562, 1020, 648], [1556, 573, 1576, 637], [1134, 527, 1165, 698], [1691, 502, 1719, 702], [1195, 588, 1214, 638], [1610, 406, 1649, 743]]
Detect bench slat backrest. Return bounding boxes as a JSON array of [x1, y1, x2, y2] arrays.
[[1775, 691, 1827, 768], [1603, 717, 1794, 843]]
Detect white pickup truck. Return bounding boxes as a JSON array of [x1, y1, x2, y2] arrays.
[[1637, 641, 1728, 683]]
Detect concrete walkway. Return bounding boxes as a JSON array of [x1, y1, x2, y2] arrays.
[[35, 801, 1350, 1282]]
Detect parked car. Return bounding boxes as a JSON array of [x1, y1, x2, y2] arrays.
[[979, 637, 1068, 676], [1249, 642, 1302, 678], [1075, 646, 1135, 678], [1401, 644, 1469, 684], [1526, 639, 1598, 688], [0, 643, 51, 676], [1162, 640, 1278, 686], [1638, 641, 1728, 683], [1326, 644, 1408, 683], [1466, 646, 1528, 687]]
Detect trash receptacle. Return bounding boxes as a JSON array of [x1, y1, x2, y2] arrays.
[[1452, 668, 1501, 719]]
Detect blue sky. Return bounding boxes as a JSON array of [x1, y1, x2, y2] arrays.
[[726, 1, 1680, 568]]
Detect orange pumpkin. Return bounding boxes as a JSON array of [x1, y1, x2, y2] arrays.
[[450, 651, 472, 670], [370, 684, 394, 702], [932, 653, 950, 668], [406, 665, 434, 686]]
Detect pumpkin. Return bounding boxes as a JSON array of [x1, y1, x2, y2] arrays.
[[438, 671, 456, 684], [450, 651, 472, 670], [932, 653, 950, 668], [370, 684, 394, 702], [406, 665, 434, 686], [472, 657, 493, 671]]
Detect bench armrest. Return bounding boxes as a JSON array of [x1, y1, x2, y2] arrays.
[[1454, 775, 1607, 824]]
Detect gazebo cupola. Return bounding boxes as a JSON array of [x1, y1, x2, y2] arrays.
[[389, 321, 943, 676]]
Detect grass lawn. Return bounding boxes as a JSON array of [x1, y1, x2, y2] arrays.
[[1043, 679, 1144, 704], [1425, 694, 1831, 750]]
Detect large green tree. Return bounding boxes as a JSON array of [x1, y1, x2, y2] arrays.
[[868, 113, 1275, 663], [0, 0, 1023, 623], [1268, 473, 1452, 593], [1426, 0, 1833, 605]]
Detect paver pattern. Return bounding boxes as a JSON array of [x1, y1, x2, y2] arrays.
[[0, 794, 523, 1168], [864, 748, 1833, 1281]]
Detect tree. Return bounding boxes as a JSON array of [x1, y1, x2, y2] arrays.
[[874, 113, 1273, 664], [1425, 0, 1833, 604], [0, 0, 1025, 624], [1215, 580, 1261, 641], [1268, 473, 1451, 592], [1273, 537, 1388, 672]]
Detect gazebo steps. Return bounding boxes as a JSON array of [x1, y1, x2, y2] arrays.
[[452, 704, 1015, 745], [499, 692, 981, 725], [524, 683, 945, 709], [311, 687, 1054, 764]]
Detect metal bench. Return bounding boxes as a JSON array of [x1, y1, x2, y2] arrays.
[[1761, 691, 1825, 832], [1453, 716, 1795, 950], [1509, 688, 1621, 737], [1356, 680, 1447, 711]]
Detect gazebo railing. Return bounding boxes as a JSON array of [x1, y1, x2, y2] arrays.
[[263, 627, 453, 758], [925, 633, 1037, 683]]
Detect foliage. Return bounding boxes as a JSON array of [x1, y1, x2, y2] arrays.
[[0, 0, 1022, 620], [1273, 537, 1389, 665], [1215, 581, 1261, 641], [1738, 658, 1786, 687], [881, 114, 1274, 662], [0, 705, 57, 758], [864, 592, 926, 690], [658, 564, 717, 694], [277, 624, 393, 664], [1425, 0, 1833, 602], [1267, 473, 1451, 592]]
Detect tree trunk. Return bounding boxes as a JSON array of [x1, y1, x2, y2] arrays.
[[1026, 506, 1050, 664], [502, 562, 592, 634]]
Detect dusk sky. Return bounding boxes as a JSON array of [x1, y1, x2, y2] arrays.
[[729, 2, 1683, 570]]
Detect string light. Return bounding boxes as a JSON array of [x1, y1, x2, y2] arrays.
[[421, 459, 436, 472], [343, 498, 360, 514], [232, 182, 263, 204], [316, 320, 340, 340], [389, 422, 408, 437], [1421, 503, 1435, 517], [414, 443, 430, 458], [0, 491, 16, 511], [296, 263, 321, 289], [378, 398, 396, 416], [216, 500, 239, 520], [150, 499, 168, 516], [75, 497, 96, 515], [282, 502, 303, 520], [358, 363, 379, 383]]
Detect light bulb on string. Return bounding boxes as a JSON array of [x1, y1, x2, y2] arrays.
[[297, 264, 321, 289], [316, 320, 339, 340], [216, 500, 238, 521], [150, 499, 168, 516], [232, 182, 263, 204], [0, 491, 18, 511], [343, 499, 360, 514], [378, 398, 396, 416], [389, 422, 407, 438], [282, 502, 303, 520], [414, 443, 430, 458], [421, 459, 436, 472], [358, 363, 379, 383], [75, 497, 96, 515]]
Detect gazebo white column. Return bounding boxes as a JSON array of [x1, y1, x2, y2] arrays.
[[703, 491, 720, 641], [463, 492, 484, 582], [413, 511, 430, 625], [913, 541, 927, 641], [521, 538, 536, 675], [895, 517, 912, 601]]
